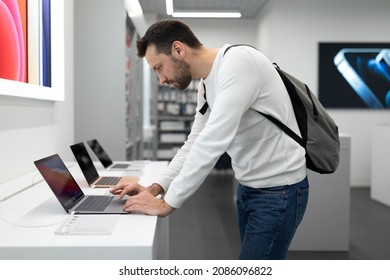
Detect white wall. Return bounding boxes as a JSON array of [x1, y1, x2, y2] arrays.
[[74, 0, 127, 160], [256, 0, 390, 186], [179, 18, 259, 48], [0, 1, 74, 184], [144, 16, 258, 49]]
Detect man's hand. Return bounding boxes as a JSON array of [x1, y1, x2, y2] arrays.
[[123, 191, 175, 217], [110, 182, 171, 217], [110, 182, 165, 199], [109, 183, 146, 199]]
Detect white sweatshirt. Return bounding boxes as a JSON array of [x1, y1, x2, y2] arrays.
[[156, 45, 307, 209]]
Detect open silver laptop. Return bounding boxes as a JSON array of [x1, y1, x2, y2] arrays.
[[70, 142, 139, 188], [34, 154, 129, 214], [86, 139, 145, 171]]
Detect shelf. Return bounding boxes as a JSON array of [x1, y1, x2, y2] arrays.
[[157, 114, 195, 121], [124, 15, 143, 160], [151, 79, 200, 160]]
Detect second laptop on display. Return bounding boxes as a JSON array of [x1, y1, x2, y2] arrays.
[[70, 142, 139, 188]]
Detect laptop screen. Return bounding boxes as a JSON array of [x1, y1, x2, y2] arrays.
[[70, 142, 100, 184], [34, 154, 84, 212], [87, 139, 113, 168]]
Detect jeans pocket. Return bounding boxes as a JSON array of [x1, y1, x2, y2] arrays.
[[295, 187, 309, 227]]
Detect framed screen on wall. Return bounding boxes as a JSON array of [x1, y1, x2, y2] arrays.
[[319, 42, 390, 109], [0, 0, 64, 101]]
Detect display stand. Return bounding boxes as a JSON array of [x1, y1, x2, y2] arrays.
[[289, 134, 351, 251], [0, 161, 169, 260], [371, 124, 390, 207]]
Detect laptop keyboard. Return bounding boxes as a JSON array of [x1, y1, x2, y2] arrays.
[[95, 176, 121, 185], [75, 195, 113, 211], [111, 163, 129, 169]]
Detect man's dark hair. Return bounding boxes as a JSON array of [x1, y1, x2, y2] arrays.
[[137, 20, 202, 58]]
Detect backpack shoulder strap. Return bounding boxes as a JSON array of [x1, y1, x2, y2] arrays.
[[201, 44, 306, 149], [223, 44, 256, 56], [257, 110, 305, 147], [199, 45, 255, 115], [224, 46, 305, 147], [198, 82, 209, 115]]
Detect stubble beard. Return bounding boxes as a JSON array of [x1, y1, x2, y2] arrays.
[[170, 56, 192, 90]]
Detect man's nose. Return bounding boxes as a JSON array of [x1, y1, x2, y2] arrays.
[[157, 73, 167, 85]]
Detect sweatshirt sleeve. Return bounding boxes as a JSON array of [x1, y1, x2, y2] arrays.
[[154, 81, 209, 193]]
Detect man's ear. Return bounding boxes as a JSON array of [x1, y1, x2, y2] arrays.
[[172, 41, 185, 57]]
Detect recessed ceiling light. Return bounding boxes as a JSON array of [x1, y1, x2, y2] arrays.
[[166, 0, 241, 18], [166, 0, 174, 15], [172, 12, 241, 18], [126, 0, 143, 17]]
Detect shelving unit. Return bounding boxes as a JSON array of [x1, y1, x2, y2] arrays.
[[151, 80, 199, 160], [150, 80, 233, 170], [125, 15, 143, 160]]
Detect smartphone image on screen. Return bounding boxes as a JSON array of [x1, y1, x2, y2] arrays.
[[334, 48, 390, 108]]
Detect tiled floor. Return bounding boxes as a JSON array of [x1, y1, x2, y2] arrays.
[[169, 173, 390, 260]]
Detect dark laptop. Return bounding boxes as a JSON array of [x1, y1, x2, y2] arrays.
[[70, 142, 139, 188], [86, 139, 137, 171], [34, 154, 128, 214]]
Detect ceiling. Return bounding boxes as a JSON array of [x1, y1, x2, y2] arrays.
[[138, 0, 269, 19]]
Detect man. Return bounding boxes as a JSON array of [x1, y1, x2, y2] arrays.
[[110, 20, 309, 259]]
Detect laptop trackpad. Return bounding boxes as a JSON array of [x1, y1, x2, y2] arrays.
[[104, 198, 128, 214]]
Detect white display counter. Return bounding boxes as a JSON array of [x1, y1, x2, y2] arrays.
[[289, 134, 351, 251], [0, 161, 169, 260], [371, 124, 390, 207]]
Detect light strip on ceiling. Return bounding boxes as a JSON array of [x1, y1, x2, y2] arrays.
[[166, 0, 174, 15], [172, 12, 241, 18], [126, 0, 143, 17], [166, 0, 241, 18]]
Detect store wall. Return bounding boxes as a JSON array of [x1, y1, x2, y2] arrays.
[[0, 1, 74, 184], [74, 0, 127, 160], [256, 0, 390, 186], [179, 18, 258, 48]]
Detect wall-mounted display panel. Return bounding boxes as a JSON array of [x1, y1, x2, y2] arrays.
[[319, 43, 390, 109], [0, 0, 64, 101]]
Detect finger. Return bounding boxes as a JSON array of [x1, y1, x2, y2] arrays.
[[113, 183, 139, 198], [110, 188, 123, 195], [118, 188, 131, 199], [110, 183, 127, 193], [123, 195, 137, 209], [123, 194, 145, 211], [123, 201, 146, 214], [122, 192, 161, 215]]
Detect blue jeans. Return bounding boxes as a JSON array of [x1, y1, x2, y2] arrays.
[[236, 177, 309, 260]]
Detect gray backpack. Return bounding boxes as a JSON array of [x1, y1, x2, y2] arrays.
[[262, 63, 340, 174], [225, 45, 341, 174]]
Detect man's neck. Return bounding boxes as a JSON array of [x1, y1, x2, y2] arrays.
[[189, 46, 219, 79]]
